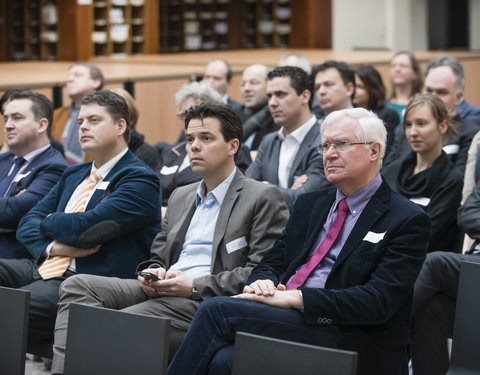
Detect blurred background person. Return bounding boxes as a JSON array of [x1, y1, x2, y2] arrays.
[[383, 94, 463, 253], [354, 65, 399, 158]]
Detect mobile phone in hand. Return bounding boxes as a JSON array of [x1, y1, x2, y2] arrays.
[[137, 271, 160, 281]]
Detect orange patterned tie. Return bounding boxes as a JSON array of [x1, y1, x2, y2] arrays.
[[38, 171, 101, 279]]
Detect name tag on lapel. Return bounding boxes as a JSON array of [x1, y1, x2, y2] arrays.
[[409, 197, 431, 207], [443, 144, 459, 154], [15, 170, 31, 180], [97, 181, 110, 190], [363, 231, 386, 244], [226, 236, 248, 254], [160, 165, 179, 175]]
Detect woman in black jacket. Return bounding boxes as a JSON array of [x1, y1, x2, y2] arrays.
[[382, 94, 463, 252]]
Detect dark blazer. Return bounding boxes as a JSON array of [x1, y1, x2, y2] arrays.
[[242, 104, 279, 151], [247, 182, 430, 355], [457, 100, 480, 128], [245, 121, 329, 209], [0, 147, 68, 259], [16, 151, 160, 278], [140, 169, 290, 300], [458, 182, 480, 251]]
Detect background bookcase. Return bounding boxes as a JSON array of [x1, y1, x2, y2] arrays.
[[0, 0, 331, 61]]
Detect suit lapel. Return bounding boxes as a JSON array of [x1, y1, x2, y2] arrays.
[[288, 123, 319, 185], [268, 136, 282, 185], [331, 183, 390, 273], [211, 170, 243, 267]]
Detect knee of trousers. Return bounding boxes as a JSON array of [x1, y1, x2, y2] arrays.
[[58, 274, 97, 302]]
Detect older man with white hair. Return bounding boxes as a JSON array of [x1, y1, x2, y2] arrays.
[[168, 108, 431, 375]]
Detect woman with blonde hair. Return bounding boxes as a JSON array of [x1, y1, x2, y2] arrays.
[[383, 93, 462, 252]]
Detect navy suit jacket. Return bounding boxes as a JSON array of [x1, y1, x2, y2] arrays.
[[247, 181, 431, 352], [457, 100, 480, 127], [0, 147, 67, 259], [245, 121, 329, 210], [16, 151, 160, 278]]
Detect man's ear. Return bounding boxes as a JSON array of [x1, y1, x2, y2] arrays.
[[228, 138, 240, 157], [345, 82, 355, 98], [455, 92, 463, 106], [370, 142, 381, 161], [301, 89, 311, 106], [116, 118, 127, 136], [37, 118, 49, 134]]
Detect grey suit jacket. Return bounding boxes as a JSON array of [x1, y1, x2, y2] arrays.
[[245, 120, 329, 210], [140, 169, 289, 300]]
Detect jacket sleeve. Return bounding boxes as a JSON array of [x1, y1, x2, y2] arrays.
[[0, 162, 66, 229], [17, 167, 160, 260], [458, 183, 480, 239]]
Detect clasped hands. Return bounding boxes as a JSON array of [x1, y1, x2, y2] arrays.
[[137, 268, 193, 298], [233, 279, 303, 310]]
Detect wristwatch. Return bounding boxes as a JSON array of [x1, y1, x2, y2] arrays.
[[191, 286, 202, 300]]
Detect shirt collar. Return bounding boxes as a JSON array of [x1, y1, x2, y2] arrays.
[[195, 167, 236, 207], [334, 173, 382, 216], [20, 144, 51, 164], [278, 115, 317, 143], [90, 147, 129, 181]]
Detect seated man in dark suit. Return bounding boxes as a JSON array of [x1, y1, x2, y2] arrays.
[[168, 108, 431, 375], [50, 103, 289, 375], [1, 90, 67, 259], [410, 182, 480, 375], [0, 90, 160, 358], [245, 66, 329, 210]]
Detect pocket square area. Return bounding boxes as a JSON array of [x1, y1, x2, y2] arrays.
[[363, 231, 386, 243]]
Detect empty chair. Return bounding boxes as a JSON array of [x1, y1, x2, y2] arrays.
[[232, 332, 358, 375], [64, 303, 170, 375], [0, 286, 30, 375], [447, 261, 480, 374]]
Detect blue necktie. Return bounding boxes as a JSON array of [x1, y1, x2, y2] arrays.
[[0, 157, 26, 197]]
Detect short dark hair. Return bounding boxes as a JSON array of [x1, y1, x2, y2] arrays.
[[70, 61, 105, 90], [183, 103, 243, 161], [0, 88, 29, 115], [312, 60, 356, 99], [355, 65, 387, 110], [6, 90, 54, 131], [267, 66, 313, 108], [80, 90, 131, 142]]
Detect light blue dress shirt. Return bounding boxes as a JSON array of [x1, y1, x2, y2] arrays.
[[169, 168, 236, 279]]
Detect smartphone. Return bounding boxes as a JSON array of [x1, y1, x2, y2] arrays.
[[137, 271, 159, 281]]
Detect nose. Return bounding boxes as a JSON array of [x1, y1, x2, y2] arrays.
[[5, 118, 14, 129], [407, 124, 418, 136], [323, 144, 339, 158], [79, 120, 88, 132]]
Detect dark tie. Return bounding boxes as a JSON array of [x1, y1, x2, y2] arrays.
[[0, 157, 26, 197], [287, 198, 349, 290]]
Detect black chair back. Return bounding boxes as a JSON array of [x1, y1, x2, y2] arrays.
[[0, 286, 30, 375], [232, 331, 357, 375], [64, 303, 170, 375], [447, 261, 480, 374]]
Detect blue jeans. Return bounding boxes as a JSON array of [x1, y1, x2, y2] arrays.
[[167, 296, 340, 375]]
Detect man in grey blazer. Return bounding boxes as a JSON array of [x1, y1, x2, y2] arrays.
[[50, 103, 289, 374], [245, 66, 329, 210]]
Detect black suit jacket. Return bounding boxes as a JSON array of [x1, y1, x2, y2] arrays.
[[248, 181, 431, 352]]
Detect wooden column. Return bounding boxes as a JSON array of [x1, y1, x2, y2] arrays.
[[290, 0, 332, 49]]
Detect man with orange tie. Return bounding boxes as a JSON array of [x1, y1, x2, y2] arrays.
[[0, 90, 160, 358], [168, 108, 431, 375]]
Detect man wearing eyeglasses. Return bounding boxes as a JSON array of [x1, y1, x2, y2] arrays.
[[168, 108, 431, 375]]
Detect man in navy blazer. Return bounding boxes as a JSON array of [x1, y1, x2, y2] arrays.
[[0, 90, 67, 259], [245, 66, 329, 210], [0, 90, 160, 356], [168, 108, 431, 375]]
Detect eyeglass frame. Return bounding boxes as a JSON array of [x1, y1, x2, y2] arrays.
[[316, 141, 374, 155]]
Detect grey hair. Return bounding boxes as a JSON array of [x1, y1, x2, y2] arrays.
[[425, 56, 464, 93], [279, 53, 312, 74], [321, 108, 387, 166], [174, 81, 223, 112]]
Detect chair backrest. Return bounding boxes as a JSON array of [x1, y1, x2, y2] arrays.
[[232, 332, 358, 375], [0, 286, 30, 375], [447, 261, 480, 374], [64, 303, 170, 375]]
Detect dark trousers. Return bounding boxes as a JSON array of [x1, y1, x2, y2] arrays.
[[411, 252, 480, 375], [167, 296, 407, 375], [0, 258, 71, 357]]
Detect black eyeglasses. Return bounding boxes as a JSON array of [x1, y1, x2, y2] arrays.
[[317, 141, 374, 154]]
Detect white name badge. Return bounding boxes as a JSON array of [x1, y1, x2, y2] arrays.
[[443, 144, 459, 155], [97, 181, 110, 190], [160, 165, 179, 175], [363, 231, 386, 244], [226, 236, 248, 254], [409, 196, 431, 207]]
